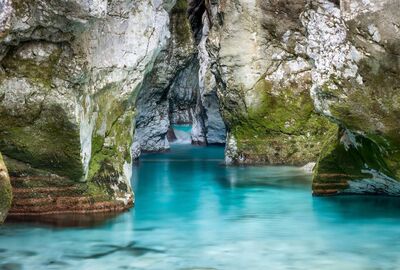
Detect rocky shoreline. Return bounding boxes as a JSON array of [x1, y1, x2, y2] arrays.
[[0, 0, 399, 222]]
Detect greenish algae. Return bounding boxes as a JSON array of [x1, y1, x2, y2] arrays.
[[312, 127, 399, 195], [225, 79, 337, 165], [0, 153, 12, 223]]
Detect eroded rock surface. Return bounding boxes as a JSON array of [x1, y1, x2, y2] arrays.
[[0, 0, 399, 223], [200, 0, 335, 165], [199, 0, 400, 195], [306, 0, 400, 195], [134, 0, 197, 152], [0, 0, 178, 216]]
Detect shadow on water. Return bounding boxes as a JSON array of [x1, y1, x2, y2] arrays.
[[313, 195, 400, 220], [216, 165, 312, 190], [5, 211, 125, 228], [66, 241, 164, 260]]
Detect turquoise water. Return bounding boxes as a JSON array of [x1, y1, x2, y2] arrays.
[[1, 145, 400, 269]]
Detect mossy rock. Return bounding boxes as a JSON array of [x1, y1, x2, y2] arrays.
[[316, 55, 400, 182], [0, 103, 83, 180], [0, 153, 12, 223], [171, 0, 193, 47], [225, 79, 337, 165], [84, 82, 135, 198], [0, 40, 84, 181], [313, 127, 399, 195]]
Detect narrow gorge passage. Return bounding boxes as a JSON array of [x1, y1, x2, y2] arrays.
[[1, 145, 400, 269], [1, 0, 400, 268], [133, 0, 226, 154]]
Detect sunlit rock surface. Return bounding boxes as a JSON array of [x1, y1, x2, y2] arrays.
[[201, 0, 335, 165], [308, 0, 400, 195], [199, 0, 400, 195], [0, 0, 399, 224], [0, 0, 179, 216]]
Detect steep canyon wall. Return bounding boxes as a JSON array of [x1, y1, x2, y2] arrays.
[[0, 0, 399, 222]]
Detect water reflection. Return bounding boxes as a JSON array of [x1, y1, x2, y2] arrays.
[[1, 145, 400, 269], [313, 195, 400, 220], [6, 212, 123, 228]]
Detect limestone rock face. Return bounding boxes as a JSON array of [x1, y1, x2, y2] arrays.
[[305, 0, 400, 195], [134, 0, 227, 151], [133, 0, 197, 152], [0, 0, 177, 217], [191, 2, 226, 146], [200, 0, 400, 196], [201, 0, 335, 165], [0, 0, 399, 220], [0, 153, 11, 223]]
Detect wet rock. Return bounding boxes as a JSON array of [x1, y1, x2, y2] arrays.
[[201, 0, 334, 165], [304, 0, 400, 195], [134, 0, 197, 152], [0, 153, 11, 223]]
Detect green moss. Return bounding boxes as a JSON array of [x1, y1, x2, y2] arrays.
[[84, 84, 135, 196], [318, 60, 400, 182], [1, 43, 62, 88], [86, 181, 112, 202], [313, 127, 398, 194], [0, 153, 12, 223], [226, 78, 337, 165], [0, 42, 83, 180], [171, 0, 193, 46], [0, 103, 83, 180]]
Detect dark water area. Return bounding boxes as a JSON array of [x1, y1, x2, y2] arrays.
[[1, 145, 400, 269]]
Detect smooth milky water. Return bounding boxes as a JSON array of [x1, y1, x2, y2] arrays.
[[1, 145, 400, 269], [171, 125, 192, 144]]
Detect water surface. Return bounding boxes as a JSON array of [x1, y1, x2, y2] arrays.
[[1, 145, 400, 269]]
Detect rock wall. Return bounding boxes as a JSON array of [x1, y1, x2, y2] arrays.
[[0, 0, 177, 217], [199, 0, 400, 195], [0, 0, 399, 223], [200, 0, 335, 165], [0, 153, 11, 223], [133, 0, 197, 152], [134, 0, 226, 151], [305, 0, 400, 195]]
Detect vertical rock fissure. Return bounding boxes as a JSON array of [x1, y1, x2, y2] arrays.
[[133, 0, 226, 153]]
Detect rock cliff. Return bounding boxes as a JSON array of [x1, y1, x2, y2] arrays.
[[0, 0, 177, 218], [0, 0, 399, 222], [0, 153, 11, 222], [305, 0, 400, 195], [198, 0, 400, 195], [200, 0, 336, 165]]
